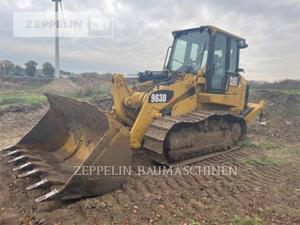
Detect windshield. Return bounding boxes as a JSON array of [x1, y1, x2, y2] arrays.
[[168, 29, 210, 73]]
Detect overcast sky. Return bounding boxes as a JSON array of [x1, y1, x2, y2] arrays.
[[0, 0, 299, 80]]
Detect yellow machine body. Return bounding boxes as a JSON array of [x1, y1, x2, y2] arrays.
[[112, 71, 264, 149]]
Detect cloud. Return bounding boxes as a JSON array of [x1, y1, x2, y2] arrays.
[[0, 0, 299, 80]]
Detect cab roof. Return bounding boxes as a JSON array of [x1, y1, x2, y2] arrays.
[[172, 25, 245, 41]]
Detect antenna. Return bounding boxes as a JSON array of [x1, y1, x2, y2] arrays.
[[52, 0, 62, 78]]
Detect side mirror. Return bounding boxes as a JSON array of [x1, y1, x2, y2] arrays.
[[238, 40, 248, 49], [238, 68, 244, 73]]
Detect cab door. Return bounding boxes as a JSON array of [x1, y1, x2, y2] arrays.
[[207, 32, 239, 93]]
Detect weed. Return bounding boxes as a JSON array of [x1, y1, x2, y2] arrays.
[[72, 88, 109, 100], [257, 141, 282, 150], [189, 219, 200, 225], [244, 157, 279, 167], [234, 215, 242, 224], [233, 215, 263, 225], [255, 141, 300, 165], [277, 89, 300, 95], [241, 138, 257, 148], [253, 88, 300, 95]]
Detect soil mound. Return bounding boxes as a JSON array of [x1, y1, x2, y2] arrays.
[[250, 89, 300, 143], [40, 77, 82, 95], [70, 74, 112, 94]]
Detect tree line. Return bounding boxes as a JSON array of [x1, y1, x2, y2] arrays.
[[0, 60, 55, 77], [249, 79, 300, 90]]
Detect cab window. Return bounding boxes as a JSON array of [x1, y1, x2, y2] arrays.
[[170, 39, 187, 70], [210, 32, 227, 90], [228, 38, 238, 74]]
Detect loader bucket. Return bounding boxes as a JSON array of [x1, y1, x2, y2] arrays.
[[1, 94, 132, 202]]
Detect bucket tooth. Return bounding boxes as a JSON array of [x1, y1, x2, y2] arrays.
[[8, 155, 27, 163], [26, 179, 49, 190], [0, 145, 14, 152], [18, 169, 41, 178], [3, 149, 21, 157], [13, 162, 33, 171], [35, 189, 59, 203]]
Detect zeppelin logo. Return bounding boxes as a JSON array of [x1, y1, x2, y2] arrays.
[[149, 90, 174, 103]]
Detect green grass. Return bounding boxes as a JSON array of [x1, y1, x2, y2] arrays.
[[188, 219, 200, 225], [0, 87, 111, 113], [243, 157, 279, 167], [0, 91, 47, 109], [241, 138, 257, 148], [233, 215, 263, 225], [278, 89, 300, 95], [255, 141, 300, 164], [257, 141, 282, 150], [252, 88, 300, 95], [71, 88, 110, 101]]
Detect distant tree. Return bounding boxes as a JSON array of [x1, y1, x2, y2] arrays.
[[35, 69, 43, 77], [0, 60, 14, 75], [25, 60, 37, 76], [42, 62, 55, 77], [12, 65, 25, 76]]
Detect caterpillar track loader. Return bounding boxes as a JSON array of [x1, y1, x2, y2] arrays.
[[1, 25, 265, 202]]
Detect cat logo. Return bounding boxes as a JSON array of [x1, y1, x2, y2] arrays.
[[229, 76, 239, 86]]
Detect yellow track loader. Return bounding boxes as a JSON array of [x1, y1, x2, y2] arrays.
[[1, 25, 265, 202]]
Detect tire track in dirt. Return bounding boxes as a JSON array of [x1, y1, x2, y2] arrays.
[[1, 108, 300, 225], [139, 179, 181, 225], [118, 147, 273, 223], [124, 177, 169, 225], [153, 179, 189, 219], [159, 177, 196, 212]]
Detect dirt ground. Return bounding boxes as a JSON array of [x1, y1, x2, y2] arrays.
[[0, 80, 300, 225]]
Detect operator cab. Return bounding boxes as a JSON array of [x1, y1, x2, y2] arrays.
[[166, 25, 248, 93]]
